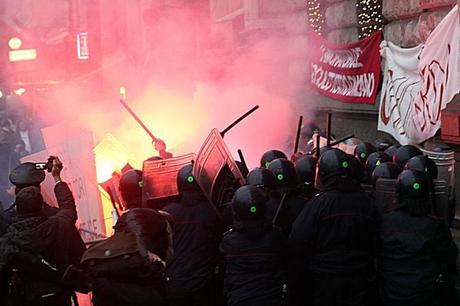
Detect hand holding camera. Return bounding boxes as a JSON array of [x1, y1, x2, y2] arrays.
[[34, 156, 63, 183]]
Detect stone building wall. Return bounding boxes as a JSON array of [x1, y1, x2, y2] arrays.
[[209, 0, 458, 140], [284, 0, 457, 140]]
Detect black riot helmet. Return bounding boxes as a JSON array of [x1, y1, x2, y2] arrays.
[[365, 151, 391, 177], [354, 142, 377, 164], [374, 139, 392, 152], [347, 154, 364, 182], [119, 169, 143, 209], [396, 170, 431, 202], [384, 144, 401, 159], [267, 158, 298, 192], [177, 164, 200, 194], [246, 167, 276, 190], [405, 155, 438, 180], [393, 145, 423, 168], [295, 155, 317, 186], [260, 150, 287, 168], [232, 185, 267, 221], [317, 148, 351, 184], [319, 146, 332, 156], [371, 162, 402, 187]]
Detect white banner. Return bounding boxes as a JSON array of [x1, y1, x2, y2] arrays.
[[41, 123, 107, 242], [379, 5, 460, 144], [378, 42, 423, 145]]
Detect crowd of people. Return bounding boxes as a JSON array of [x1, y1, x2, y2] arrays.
[[0, 108, 45, 210], [0, 130, 458, 306]]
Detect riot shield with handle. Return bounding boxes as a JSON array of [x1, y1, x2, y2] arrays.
[[375, 178, 449, 221], [142, 153, 195, 209], [193, 128, 245, 211], [375, 178, 399, 214]]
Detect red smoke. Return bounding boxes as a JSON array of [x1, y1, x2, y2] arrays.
[[19, 3, 311, 174]]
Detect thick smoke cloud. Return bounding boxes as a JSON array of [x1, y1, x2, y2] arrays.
[[24, 3, 311, 173]]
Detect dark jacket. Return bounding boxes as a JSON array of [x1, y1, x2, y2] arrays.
[[163, 193, 222, 294], [380, 209, 458, 305], [114, 208, 172, 261], [0, 182, 85, 305], [289, 182, 380, 274], [220, 225, 286, 306], [266, 192, 306, 235], [78, 208, 171, 306]]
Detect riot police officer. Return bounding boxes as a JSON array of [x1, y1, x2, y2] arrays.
[[260, 150, 287, 168], [246, 167, 277, 197], [371, 162, 402, 188], [354, 142, 377, 165], [405, 155, 438, 180], [289, 148, 380, 306], [365, 151, 391, 182], [294, 155, 317, 200], [380, 170, 458, 306], [393, 145, 423, 169], [68, 169, 172, 306], [220, 186, 286, 306], [163, 164, 222, 306], [267, 158, 306, 235]]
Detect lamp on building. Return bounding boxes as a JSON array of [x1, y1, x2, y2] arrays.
[[8, 37, 22, 50]]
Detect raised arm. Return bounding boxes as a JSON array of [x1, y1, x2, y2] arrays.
[[51, 157, 78, 224]]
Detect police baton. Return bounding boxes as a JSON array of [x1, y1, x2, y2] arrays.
[[237, 149, 249, 177], [221, 105, 260, 137], [293, 115, 303, 156], [272, 193, 288, 226]]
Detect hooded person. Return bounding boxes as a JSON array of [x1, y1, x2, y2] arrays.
[[163, 164, 223, 306], [220, 185, 286, 306], [65, 169, 173, 306], [380, 170, 458, 306], [289, 148, 380, 306], [0, 157, 85, 306]]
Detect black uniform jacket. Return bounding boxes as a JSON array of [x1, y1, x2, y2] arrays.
[[380, 209, 458, 304], [220, 226, 286, 306], [289, 183, 380, 274], [163, 195, 222, 294]]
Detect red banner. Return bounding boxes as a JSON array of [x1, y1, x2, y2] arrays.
[[308, 31, 382, 104]]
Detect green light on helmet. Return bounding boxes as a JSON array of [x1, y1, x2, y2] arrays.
[[360, 152, 366, 159], [376, 160, 381, 166], [249, 206, 257, 213], [187, 176, 194, 183], [342, 161, 349, 168], [413, 182, 421, 190], [265, 161, 270, 168], [277, 174, 284, 181]]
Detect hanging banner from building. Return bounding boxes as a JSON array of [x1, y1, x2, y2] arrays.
[[379, 5, 460, 144], [409, 4, 460, 143], [378, 41, 423, 145], [308, 31, 382, 104]]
